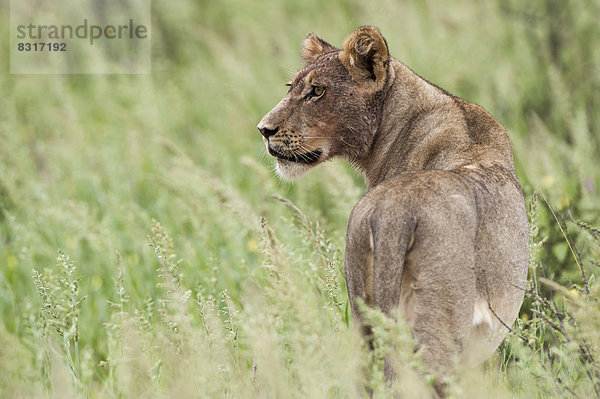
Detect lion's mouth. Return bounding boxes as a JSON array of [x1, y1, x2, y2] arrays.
[[268, 145, 322, 165]]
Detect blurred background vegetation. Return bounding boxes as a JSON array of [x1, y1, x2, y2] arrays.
[[1, 0, 599, 397]]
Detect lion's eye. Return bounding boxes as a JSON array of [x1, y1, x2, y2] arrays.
[[310, 85, 326, 98]]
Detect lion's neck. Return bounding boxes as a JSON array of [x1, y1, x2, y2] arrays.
[[356, 60, 472, 189]]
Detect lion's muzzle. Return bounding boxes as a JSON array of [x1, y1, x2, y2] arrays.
[[267, 144, 322, 164]]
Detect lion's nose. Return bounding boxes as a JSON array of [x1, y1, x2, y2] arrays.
[[258, 124, 279, 139]]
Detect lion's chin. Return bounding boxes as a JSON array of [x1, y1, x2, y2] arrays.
[[275, 159, 316, 180]]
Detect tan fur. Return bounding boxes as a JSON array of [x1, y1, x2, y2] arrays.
[[301, 33, 337, 64], [257, 26, 529, 395], [340, 26, 389, 91]]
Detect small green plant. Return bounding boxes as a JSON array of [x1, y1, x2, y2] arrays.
[[32, 250, 86, 393], [498, 193, 600, 398]]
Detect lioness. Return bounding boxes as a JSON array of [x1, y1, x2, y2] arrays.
[[257, 26, 528, 391]]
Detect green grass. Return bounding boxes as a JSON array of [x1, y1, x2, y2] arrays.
[[1, 0, 600, 397]]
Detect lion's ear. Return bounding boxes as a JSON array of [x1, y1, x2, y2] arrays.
[[340, 26, 389, 89], [301, 33, 337, 64]]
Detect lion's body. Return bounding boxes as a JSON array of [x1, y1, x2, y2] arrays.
[[347, 166, 528, 369], [258, 26, 529, 393]]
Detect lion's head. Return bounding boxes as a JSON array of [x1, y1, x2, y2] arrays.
[[257, 26, 390, 179]]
